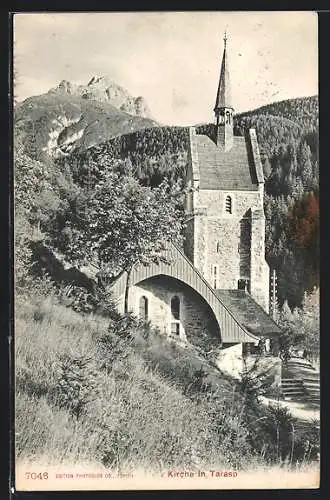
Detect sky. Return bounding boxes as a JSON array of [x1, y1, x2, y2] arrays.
[[14, 11, 318, 126]]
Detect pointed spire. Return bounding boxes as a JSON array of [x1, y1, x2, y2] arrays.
[[214, 32, 233, 111], [214, 32, 234, 150]]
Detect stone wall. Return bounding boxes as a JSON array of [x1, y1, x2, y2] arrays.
[[216, 345, 281, 390], [128, 275, 221, 350], [204, 217, 240, 289], [250, 208, 270, 313], [187, 189, 269, 296]]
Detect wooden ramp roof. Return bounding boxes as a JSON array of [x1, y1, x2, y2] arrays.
[[215, 290, 282, 338], [111, 243, 259, 344]]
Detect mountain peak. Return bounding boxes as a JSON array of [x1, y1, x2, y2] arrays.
[[50, 77, 152, 119], [87, 76, 117, 88]]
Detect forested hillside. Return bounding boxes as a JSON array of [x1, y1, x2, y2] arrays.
[[58, 126, 189, 189], [237, 96, 318, 134], [56, 96, 318, 308]]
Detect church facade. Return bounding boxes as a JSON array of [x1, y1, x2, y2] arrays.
[[184, 34, 269, 313], [110, 35, 281, 374]]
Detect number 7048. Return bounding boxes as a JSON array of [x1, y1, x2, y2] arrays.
[[25, 472, 48, 480]]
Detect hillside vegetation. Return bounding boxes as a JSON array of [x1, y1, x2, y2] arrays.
[[14, 93, 319, 472], [15, 287, 319, 470]]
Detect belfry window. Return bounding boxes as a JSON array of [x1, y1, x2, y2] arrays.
[[218, 109, 225, 125], [170, 296, 180, 336], [225, 195, 232, 214], [139, 296, 148, 321]]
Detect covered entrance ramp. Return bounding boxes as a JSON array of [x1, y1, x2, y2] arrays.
[[110, 243, 258, 345]]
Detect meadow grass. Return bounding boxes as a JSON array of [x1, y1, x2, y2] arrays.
[[15, 293, 319, 474]]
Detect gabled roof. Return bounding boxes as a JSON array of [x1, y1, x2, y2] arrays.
[[195, 133, 259, 191], [215, 290, 282, 338]]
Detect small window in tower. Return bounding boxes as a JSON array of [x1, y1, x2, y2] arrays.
[[186, 190, 193, 213], [238, 279, 246, 291], [212, 265, 219, 289], [139, 296, 148, 321], [225, 195, 232, 214], [238, 279, 250, 293], [216, 242, 221, 253]]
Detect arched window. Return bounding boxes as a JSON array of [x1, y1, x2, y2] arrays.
[[218, 109, 225, 125], [171, 296, 180, 320], [139, 296, 148, 321], [225, 195, 232, 214], [170, 296, 180, 336], [225, 110, 231, 124]]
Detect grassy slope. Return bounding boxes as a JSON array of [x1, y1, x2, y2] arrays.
[[15, 291, 320, 472], [15, 293, 255, 471]]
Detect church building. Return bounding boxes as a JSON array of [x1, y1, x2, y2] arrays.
[[110, 34, 281, 374]]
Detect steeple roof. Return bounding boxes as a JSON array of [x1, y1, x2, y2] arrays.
[[214, 32, 233, 111]]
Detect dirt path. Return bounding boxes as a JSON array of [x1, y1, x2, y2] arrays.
[[260, 396, 320, 422]]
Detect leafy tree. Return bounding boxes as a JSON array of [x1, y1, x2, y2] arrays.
[[277, 289, 319, 359], [295, 288, 319, 357], [46, 164, 185, 312]]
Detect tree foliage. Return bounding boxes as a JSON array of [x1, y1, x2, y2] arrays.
[[45, 163, 185, 279], [277, 287, 319, 357]]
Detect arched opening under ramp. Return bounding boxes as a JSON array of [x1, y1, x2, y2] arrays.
[[129, 274, 221, 351]]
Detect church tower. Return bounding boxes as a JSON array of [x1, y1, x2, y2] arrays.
[[214, 32, 234, 151], [184, 34, 270, 313]]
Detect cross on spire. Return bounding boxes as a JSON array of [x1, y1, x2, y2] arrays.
[[224, 30, 227, 48]]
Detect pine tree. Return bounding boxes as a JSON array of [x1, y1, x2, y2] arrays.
[[263, 157, 272, 179]]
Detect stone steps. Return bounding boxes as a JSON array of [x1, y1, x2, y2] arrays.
[[281, 376, 320, 404], [281, 378, 306, 399], [281, 358, 320, 403]]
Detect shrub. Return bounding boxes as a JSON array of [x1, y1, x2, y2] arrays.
[[56, 355, 101, 419]]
